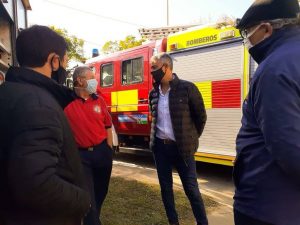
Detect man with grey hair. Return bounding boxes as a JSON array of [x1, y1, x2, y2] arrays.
[[65, 66, 113, 225], [149, 53, 208, 225], [234, 0, 300, 224]]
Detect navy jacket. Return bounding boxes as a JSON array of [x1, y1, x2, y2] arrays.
[[234, 27, 300, 225]]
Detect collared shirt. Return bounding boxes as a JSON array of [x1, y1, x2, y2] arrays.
[[156, 85, 176, 141], [64, 93, 112, 148]]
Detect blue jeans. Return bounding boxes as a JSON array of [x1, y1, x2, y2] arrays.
[[153, 138, 208, 225]]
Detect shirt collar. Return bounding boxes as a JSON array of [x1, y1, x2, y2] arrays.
[[75, 92, 99, 102], [159, 84, 170, 96]]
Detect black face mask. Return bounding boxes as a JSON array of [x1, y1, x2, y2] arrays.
[[151, 66, 165, 83], [51, 56, 67, 85], [51, 66, 67, 85]]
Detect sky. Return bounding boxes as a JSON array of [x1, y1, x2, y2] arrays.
[[27, 0, 254, 58]]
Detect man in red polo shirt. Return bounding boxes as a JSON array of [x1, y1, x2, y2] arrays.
[[64, 66, 113, 225]]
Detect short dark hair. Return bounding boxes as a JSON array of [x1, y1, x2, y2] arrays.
[[16, 25, 68, 67]]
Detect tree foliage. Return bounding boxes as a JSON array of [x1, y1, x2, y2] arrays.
[[102, 35, 144, 54], [50, 26, 86, 62], [215, 15, 236, 28], [102, 40, 119, 54]]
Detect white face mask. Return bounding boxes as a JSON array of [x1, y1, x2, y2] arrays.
[[243, 38, 253, 49], [243, 23, 267, 50], [243, 24, 263, 49], [86, 78, 98, 94]]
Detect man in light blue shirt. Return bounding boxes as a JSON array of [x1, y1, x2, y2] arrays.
[[156, 83, 176, 141], [149, 53, 207, 225]]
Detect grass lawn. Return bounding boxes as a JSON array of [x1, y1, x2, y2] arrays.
[[101, 176, 219, 225]]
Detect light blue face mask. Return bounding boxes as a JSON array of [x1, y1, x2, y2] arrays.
[[86, 79, 98, 94]]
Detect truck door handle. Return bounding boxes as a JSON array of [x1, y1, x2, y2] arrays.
[[138, 98, 148, 103]]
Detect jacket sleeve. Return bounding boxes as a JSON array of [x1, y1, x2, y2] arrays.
[[188, 83, 207, 137], [149, 89, 154, 117], [255, 70, 300, 182], [8, 104, 90, 217]]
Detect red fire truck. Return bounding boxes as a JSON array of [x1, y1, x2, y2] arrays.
[[85, 39, 167, 150], [85, 25, 257, 166]]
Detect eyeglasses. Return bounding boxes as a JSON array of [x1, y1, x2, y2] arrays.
[[239, 24, 262, 39], [240, 29, 249, 39]]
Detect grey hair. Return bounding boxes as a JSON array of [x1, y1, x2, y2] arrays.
[[268, 14, 300, 29], [151, 52, 173, 70], [73, 66, 92, 81]]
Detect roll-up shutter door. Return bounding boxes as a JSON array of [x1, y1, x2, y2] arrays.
[[170, 41, 244, 156]]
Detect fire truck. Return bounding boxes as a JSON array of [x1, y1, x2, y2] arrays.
[[86, 25, 257, 166], [0, 0, 31, 74]]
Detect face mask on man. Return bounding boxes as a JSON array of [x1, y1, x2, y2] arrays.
[[51, 66, 68, 85], [86, 79, 98, 94], [51, 55, 68, 85], [243, 23, 270, 50], [243, 25, 260, 49], [151, 66, 165, 83]]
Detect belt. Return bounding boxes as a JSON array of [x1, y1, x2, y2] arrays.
[[79, 146, 96, 151], [79, 142, 103, 152], [157, 138, 176, 145]]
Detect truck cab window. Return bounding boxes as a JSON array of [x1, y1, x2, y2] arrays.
[[122, 57, 143, 85], [100, 63, 113, 87]]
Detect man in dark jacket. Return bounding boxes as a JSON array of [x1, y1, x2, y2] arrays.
[[149, 53, 208, 225], [0, 25, 90, 225], [234, 1, 300, 225]]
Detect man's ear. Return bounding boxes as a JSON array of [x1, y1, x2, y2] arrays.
[[264, 23, 274, 39], [77, 76, 85, 87], [162, 64, 167, 73], [164, 65, 171, 75], [47, 53, 59, 71]]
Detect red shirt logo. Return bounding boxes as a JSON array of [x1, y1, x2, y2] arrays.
[[93, 105, 101, 113]]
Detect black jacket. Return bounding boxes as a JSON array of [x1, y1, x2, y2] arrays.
[[0, 67, 90, 225], [149, 74, 207, 161]]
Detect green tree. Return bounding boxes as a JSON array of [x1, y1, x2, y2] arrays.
[[119, 35, 144, 51], [50, 26, 86, 62], [102, 40, 119, 54], [101, 35, 144, 54]]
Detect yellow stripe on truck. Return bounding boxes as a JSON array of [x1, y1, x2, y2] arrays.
[[194, 152, 234, 166], [111, 90, 138, 112], [195, 81, 212, 109], [111, 92, 117, 112], [243, 47, 250, 99]]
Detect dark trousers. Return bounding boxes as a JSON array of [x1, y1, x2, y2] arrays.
[[234, 209, 274, 225], [79, 141, 113, 225], [153, 138, 208, 225]]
